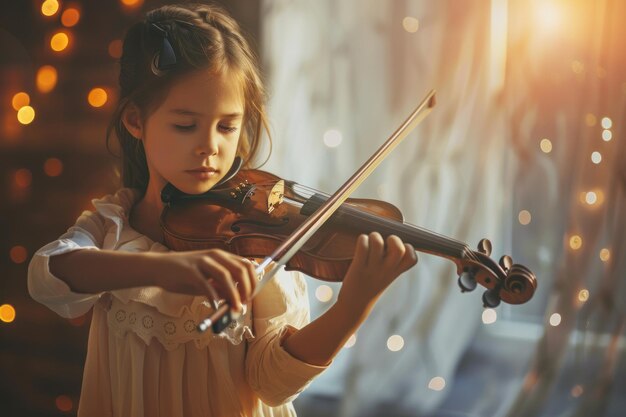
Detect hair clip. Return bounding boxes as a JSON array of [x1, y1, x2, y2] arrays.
[[150, 23, 177, 76]]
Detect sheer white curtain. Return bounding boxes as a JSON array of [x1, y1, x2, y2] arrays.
[[261, 0, 511, 414]]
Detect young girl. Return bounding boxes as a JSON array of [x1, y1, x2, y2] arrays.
[[28, 3, 417, 416]]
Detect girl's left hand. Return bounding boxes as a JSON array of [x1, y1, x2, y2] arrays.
[[336, 232, 418, 317]]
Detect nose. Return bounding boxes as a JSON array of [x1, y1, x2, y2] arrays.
[[196, 131, 219, 156]]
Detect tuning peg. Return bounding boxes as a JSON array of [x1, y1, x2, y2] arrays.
[[482, 288, 501, 308], [458, 271, 477, 292], [477, 238, 492, 256], [498, 255, 513, 272]]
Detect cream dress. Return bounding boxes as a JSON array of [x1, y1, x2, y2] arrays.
[[28, 188, 328, 417]]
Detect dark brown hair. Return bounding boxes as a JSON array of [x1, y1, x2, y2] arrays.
[[106, 3, 271, 192]]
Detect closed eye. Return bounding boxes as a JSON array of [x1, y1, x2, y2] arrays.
[[173, 124, 196, 132], [219, 125, 239, 133]]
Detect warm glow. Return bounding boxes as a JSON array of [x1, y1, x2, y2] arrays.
[[402, 16, 419, 33], [88, 88, 108, 107], [387, 335, 404, 352], [585, 191, 597, 205], [571, 60, 583, 74], [108, 39, 123, 59], [578, 289, 589, 302], [584, 113, 597, 127], [344, 334, 357, 348], [569, 235, 582, 250], [41, 0, 60, 16], [61, 8, 81, 27], [540, 138, 552, 153], [14, 169, 33, 189], [44, 158, 64, 177], [518, 210, 531, 225], [482, 308, 497, 324], [55, 395, 73, 412], [10, 245, 28, 264], [323, 129, 342, 147], [534, 1, 562, 33], [591, 151, 602, 164], [50, 32, 70, 52], [601, 117, 612, 129], [549, 313, 562, 326], [36, 65, 58, 93], [428, 376, 446, 391], [571, 385, 584, 398], [11, 92, 30, 111], [602, 130, 612, 141], [599, 248, 610, 262], [315, 285, 333, 303], [120, 0, 144, 7], [0, 304, 16, 323], [17, 106, 35, 125]]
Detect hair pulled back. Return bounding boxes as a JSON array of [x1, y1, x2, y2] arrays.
[[106, 3, 270, 192]]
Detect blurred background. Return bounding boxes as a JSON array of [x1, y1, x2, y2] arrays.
[[1, 0, 625, 416]]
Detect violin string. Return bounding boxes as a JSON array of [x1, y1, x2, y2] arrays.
[[249, 181, 481, 263], [288, 182, 471, 260]]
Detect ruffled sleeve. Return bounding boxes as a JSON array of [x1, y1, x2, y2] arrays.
[[245, 269, 329, 406], [27, 209, 107, 318], [27, 188, 140, 319]]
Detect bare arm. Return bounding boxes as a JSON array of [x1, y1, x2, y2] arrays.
[[282, 233, 417, 366], [48, 249, 257, 312]]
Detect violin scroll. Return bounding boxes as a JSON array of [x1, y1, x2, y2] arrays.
[[456, 239, 537, 308]]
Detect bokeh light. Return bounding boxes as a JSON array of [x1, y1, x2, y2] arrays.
[[323, 129, 342, 147], [120, 0, 144, 7], [108, 39, 123, 59], [41, 0, 60, 16], [0, 304, 16, 323], [402, 17, 420, 33], [10, 245, 28, 264], [549, 313, 562, 326], [44, 158, 64, 177], [55, 395, 73, 412], [315, 285, 333, 303], [50, 32, 70, 52], [584, 113, 597, 127], [428, 376, 446, 391], [540, 138, 552, 153], [14, 168, 33, 188], [61, 7, 81, 27], [569, 235, 582, 250], [88, 88, 108, 107], [571, 385, 584, 398], [601, 117, 612, 129], [11, 92, 30, 110], [387, 335, 404, 352], [518, 210, 531, 225], [585, 191, 597, 205], [17, 106, 35, 124], [591, 151, 602, 164], [578, 289, 589, 303], [482, 308, 497, 324], [599, 248, 610, 262], [36, 65, 58, 93], [602, 129, 612, 141]]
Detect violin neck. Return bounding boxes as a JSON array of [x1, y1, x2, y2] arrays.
[[301, 195, 469, 261]]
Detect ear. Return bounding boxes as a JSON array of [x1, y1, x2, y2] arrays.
[[121, 103, 144, 140]]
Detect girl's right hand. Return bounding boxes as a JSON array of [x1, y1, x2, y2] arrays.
[[146, 249, 257, 312]]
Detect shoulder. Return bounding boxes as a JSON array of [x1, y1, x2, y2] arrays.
[[90, 188, 142, 221]]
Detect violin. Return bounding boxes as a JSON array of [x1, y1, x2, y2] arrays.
[[159, 90, 536, 333], [160, 168, 537, 310]]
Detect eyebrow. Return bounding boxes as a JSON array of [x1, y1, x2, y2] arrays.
[[169, 109, 243, 118]]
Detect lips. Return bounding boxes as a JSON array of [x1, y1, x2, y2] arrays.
[[187, 167, 218, 173]]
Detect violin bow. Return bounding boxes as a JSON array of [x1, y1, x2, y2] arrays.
[[198, 89, 437, 333]]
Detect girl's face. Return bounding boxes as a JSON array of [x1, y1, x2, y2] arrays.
[[142, 70, 244, 195]]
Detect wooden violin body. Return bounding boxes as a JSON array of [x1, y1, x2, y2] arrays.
[[160, 169, 537, 308]]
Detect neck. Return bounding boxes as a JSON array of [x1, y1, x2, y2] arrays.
[[130, 180, 166, 244]]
